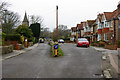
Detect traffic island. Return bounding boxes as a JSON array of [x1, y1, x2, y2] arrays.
[[49, 41, 63, 57]]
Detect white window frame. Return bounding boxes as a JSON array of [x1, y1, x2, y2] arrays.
[[106, 22, 109, 27], [111, 21, 113, 27], [104, 33, 108, 40], [97, 34, 101, 41]]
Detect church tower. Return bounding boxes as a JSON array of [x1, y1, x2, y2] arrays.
[[22, 12, 29, 26]]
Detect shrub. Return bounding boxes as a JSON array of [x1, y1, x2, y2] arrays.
[[33, 37, 36, 44], [99, 41, 105, 46], [118, 40, 120, 48], [2, 32, 6, 39], [93, 41, 100, 43], [5, 34, 21, 42], [15, 25, 33, 39]]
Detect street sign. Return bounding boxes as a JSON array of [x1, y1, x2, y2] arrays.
[[54, 45, 58, 49]]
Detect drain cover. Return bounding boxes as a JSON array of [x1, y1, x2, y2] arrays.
[[94, 74, 103, 78]]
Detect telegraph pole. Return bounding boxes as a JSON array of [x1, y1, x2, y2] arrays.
[[56, 5, 58, 41], [56, 5, 58, 31]]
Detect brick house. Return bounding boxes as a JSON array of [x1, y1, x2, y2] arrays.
[[111, 3, 120, 43], [83, 22, 87, 37], [96, 13, 104, 41], [91, 20, 97, 42], [77, 22, 84, 38], [86, 20, 96, 42], [86, 20, 96, 36], [70, 27, 77, 41], [100, 3, 120, 43]]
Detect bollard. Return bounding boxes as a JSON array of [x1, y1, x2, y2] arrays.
[[54, 42, 59, 57], [12, 45, 14, 50], [25, 39, 27, 48], [16, 43, 19, 50]]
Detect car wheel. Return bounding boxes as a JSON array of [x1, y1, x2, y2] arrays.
[[77, 44, 79, 47], [86, 45, 89, 48]]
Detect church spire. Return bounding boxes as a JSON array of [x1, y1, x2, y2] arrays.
[[22, 12, 29, 26]]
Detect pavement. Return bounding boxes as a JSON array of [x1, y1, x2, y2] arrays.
[[1, 43, 39, 61], [2, 43, 103, 78], [91, 46, 119, 78]]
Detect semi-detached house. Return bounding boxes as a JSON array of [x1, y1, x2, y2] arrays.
[[97, 3, 120, 43], [70, 2, 120, 44], [70, 27, 77, 41]]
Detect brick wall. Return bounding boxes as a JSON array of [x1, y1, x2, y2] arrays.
[[107, 32, 113, 43], [116, 20, 120, 41]]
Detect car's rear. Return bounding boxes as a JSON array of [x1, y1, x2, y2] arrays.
[[58, 39, 64, 43], [40, 39, 44, 43], [77, 38, 89, 47]]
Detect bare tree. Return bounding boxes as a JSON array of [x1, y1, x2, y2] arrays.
[[0, 1, 10, 13], [58, 25, 69, 40], [2, 10, 20, 33], [0, 1, 20, 34], [30, 15, 44, 25]]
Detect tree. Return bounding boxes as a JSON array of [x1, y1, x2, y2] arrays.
[[0, 1, 20, 34], [30, 23, 40, 42], [0, 1, 9, 13], [30, 15, 44, 25], [2, 10, 20, 33], [41, 27, 52, 38], [15, 25, 33, 41], [52, 29, 59, 41], [58, 25, 69, 40]]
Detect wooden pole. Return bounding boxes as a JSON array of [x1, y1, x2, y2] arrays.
[[56, 5, 58, 41], [56, 5, 58, 31]]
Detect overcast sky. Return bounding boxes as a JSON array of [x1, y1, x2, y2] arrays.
[[4, 0, 120, 31]]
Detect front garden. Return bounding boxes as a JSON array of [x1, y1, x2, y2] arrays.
[[91, 40, 120, 50]]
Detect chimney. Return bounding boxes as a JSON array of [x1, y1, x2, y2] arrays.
[[117, 1, 120, 9]]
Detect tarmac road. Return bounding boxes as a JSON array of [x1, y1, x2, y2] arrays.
[[2, 43, 103, 78]]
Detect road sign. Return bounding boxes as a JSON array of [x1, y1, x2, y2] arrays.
[[54, 45, 58, 49]]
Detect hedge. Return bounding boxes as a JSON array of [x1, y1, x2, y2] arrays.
[[5, 34, 21, 42]]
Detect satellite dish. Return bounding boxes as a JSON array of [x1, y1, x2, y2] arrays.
[[118, 15, 120, 20]]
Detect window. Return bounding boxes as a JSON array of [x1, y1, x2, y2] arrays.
[[97, 34, 101, 41], [78, 38, 88, 41], [104, 33, 108, 40], [83, 23, 85, 28], [111, 21, 113, 27], [106, 22, 109, 27]]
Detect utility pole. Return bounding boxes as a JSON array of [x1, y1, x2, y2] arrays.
[[56, 5, 58, 41], [56, 5, 58, 31]]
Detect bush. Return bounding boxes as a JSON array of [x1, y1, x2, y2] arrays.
[[15, 25, 33, 39], [93, 41, 100, 43], [2, 32, 6, 39], [33, 37, 36, 44], [118, 40, 120, 48], [5, 34, 21, 42]]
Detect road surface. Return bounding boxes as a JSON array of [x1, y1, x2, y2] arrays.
[[2, 43, 103, 78]]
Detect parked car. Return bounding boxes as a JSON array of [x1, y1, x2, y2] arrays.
[[40, 39, 44, 43], [77, 38, 89, 47], [58, 39, 64, 43]]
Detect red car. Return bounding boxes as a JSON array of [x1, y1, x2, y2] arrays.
[[77, 38, 89, 47]]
